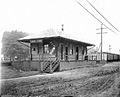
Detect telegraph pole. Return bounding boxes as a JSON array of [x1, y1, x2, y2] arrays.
[[96, 24, 107, 61], [62, 24, 64, 31]]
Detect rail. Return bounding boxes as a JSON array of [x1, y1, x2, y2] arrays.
[[42, 57, 60, 72]]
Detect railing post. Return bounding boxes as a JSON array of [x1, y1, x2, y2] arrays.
[[50, 60, 52, 73], [40, 62, 43, 73]]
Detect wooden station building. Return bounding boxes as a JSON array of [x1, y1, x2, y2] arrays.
[[15, 30, 95, 73]]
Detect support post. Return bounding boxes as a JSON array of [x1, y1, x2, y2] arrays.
[[30, 43, 32, 61], [29, 43, 32, 70], [38, 43, 41, 72], [50, 62, 52, 73], [41, 42, 44, 72], [101, 24, 103, 61]]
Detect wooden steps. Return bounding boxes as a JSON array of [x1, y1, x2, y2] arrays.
[[42, 58, 60, 73]]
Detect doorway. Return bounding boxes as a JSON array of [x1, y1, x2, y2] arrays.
[[61, 45, 63, 60], [76, 47, 79, 60], [65, 47, 68, 61]]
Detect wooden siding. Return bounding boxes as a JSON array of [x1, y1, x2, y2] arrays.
[[30, 38, 88, 61], [58, 42, 87, 61]]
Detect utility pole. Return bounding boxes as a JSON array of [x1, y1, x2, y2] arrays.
[[96, 24, 107, 61], [62, 24, 64, 32]]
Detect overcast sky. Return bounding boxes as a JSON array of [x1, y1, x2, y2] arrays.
[[0, 0, 120, 53]]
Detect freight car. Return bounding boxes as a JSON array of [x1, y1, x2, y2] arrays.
[[107, 52, 120, 62], [88, 52, 120, 62]]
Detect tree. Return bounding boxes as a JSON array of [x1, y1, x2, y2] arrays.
[[2, 30, 29, 60]]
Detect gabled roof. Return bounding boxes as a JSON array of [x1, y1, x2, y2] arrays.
[[18, 29, 95, 46]]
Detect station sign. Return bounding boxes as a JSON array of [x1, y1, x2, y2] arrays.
[[30, 39, 42, 43]]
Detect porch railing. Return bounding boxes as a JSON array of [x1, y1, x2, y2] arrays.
[[42, 57, 60, 73]]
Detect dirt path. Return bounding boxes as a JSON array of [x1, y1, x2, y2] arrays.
[[2, 68, 120, 97], [2, 73, 119, 97], [1, 64, 120, 97], [1, 67, 93, 82]]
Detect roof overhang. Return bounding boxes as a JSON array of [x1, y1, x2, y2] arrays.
[[18, 35, 95, 46]]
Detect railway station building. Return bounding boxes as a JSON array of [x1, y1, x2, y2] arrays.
[[12, 30, 95, 72]]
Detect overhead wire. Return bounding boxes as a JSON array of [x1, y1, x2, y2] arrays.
[[75, 0, 117, 34], [86, 0, 120, 32]]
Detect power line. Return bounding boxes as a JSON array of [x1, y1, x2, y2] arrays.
[[86, 0, 120, 32], [75, 0, 117, 34]]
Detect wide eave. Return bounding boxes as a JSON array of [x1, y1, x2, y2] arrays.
[[18, 35, 94, 46]]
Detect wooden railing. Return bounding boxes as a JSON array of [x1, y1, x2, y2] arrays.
[[52, 58, 59, 70], [42, 60, 51, 72], [42, 57, 60, 73]]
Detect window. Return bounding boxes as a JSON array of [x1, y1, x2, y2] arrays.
[[82, 49, 84, 55], [72, 48, 73, 54], [70, 48, 73, 55], [49, 47, 55, 55], [33, 48, 36, 51], [61, 44, 63, 60], [49, 42, 55, 55], [70, 45, 73, 55], [81, 47, 84, 55], [44, 44, 49, 53]]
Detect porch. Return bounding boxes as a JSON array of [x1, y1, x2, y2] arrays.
[[12, 59, 96, 73]]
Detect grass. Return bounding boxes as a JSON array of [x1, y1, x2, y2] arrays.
[[1, 65, 40, 79]]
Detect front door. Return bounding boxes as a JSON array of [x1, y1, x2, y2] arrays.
[[65, 47, 68, 61], [61, 45, 63, 60], [76, 47, 79, 60]]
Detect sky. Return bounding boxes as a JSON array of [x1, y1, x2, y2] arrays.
[[0, 0, 120, 54]]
